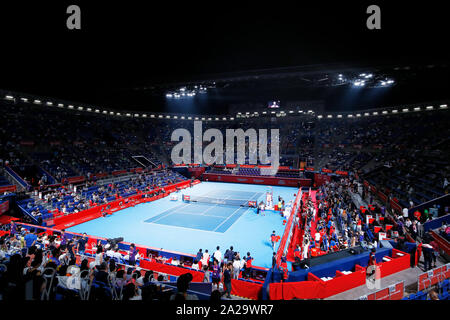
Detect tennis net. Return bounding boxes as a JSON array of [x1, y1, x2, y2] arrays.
[[182, 194, 257, 207]]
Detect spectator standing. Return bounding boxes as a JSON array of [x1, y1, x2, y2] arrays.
[[232, 254, 241, 279], [213, 246, 222, 263], [211, 260, 221, 290], [76, 233, 88, 255], [222, 262, 232, 299], [201, 249, 210, 268], [422, 243, 433, 271], [429, 239, 440, 268], [128, 243, 138, 266], [203, 265, 211, 283], [195, 249, 203, 262], [24, 229, 37, 248]]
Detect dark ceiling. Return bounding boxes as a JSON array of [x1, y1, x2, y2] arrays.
[[1, 1, 449, 114]]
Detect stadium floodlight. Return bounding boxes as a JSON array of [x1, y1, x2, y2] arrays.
[[262, 111, 267, 114], [327, 115, 333, 118], [426, 106, 433, 110], [188, 116, 192, 120], [95, 109, 100, 113], [208, 118, 212, 121], [158, 115, 163, 118], [356, 114, 361, 117], [116, 112, 121, 116], [134, 113, 139, 117], [246, 112, 250, 114], [382, 111, 388, 114], [46, 101, 53, 106], [181, 116, 185, 119], [150, 114, 155, 118], [102, 110, 107, 114], [402, 108, 409, 112], [215, 117, 219, 120], [68, 105, 74, 109], [87, 108, 92, 112], [364, 112, 370, 116], [174, 116, 178, 119], [271, 111, 275, 114], [289, 110, 294, 113], [387, 80, 394, 84], [414, 107, 421, 111], [439, 104, 448, 109], [348, 114, 353, 118], [201, 117, 205, 120], [5, 95, 14, 100], [222, 117, 227, 120], [34, 99, 42, 104], [21, 97, 28, 102], [317, 115, 323, 119], [373, 112, 378, 115], [337, 115, 342, 118], [392, 109, 398, 113], [78, 107, 83, 111], [166, 115, 170, 119], [142, 114, 147, 117], [166, 93, 173, 98], [230, 117, 234, 120], [194, 117, 199, 120], [109, 111, 114, 115], [57, 103, 64, 107]]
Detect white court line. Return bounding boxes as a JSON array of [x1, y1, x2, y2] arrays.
[[165, 211, 226, 219], [146, 219, 226, 234], [212, 206, 244, 232], [147, 203, 192, 224]]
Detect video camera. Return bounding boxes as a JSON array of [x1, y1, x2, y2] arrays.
[[105, 237, 124, 249]]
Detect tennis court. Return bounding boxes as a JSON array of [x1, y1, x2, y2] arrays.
[[144, 190, 263, 233], [67, 182, 298, 268]]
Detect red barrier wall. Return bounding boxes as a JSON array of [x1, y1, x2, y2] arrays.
[[203, 173, 311, 187], [230, 279, 263, 300], [418, 264, 450, 291], [139, 259, 205, 282], [318, 265, 367, 298], [269, 265, 366, 300], [377, 249, 410, 278], [52, 180, 196, 229], [366, 281, 404, 300], [269, 281, 322, 300]]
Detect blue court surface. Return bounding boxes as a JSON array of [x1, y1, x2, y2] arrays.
[[67, 182, 298, 268]]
